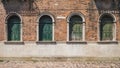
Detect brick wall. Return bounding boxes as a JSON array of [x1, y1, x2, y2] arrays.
[[0, 1, 120, 66], [1, 0, 118, 41], [0, 0, 119, 41]]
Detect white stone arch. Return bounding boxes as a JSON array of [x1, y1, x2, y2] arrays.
[[99, 13, 116, 22], [98, 13, 116, 41], [5, 12, 23, 24], [37, 12, 55, 23], [67, 12, 85, 41], [5, 12, 23, 41], [67, 12, 85, 23], [37, 12, 55, 41]]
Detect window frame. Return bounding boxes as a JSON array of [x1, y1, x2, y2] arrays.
[[37, 13, 55, 42], [67, 12, 85, 42], [5, 13, 23, 42], [39, 16, 53, 41], [98, 13, 116, 42]]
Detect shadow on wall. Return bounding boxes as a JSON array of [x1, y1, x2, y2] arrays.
[[89, 0, 120, 21], [1, 0, 40, 16], [94, 0, 119, 10]]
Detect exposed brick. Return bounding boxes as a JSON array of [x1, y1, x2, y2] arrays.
[[0, 0, 119, 41]]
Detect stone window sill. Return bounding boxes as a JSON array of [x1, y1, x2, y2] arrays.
[[4, 41, 24, 45], [97, 41, 118, 44], [66, 41, 87, 44], [36, 41, 56, 45]]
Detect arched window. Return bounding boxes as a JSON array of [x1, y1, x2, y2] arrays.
[[69, 15, 83, 41], [7, 16, 21, 41], [100, 14, 114, 41], [39, 15, 53, 41]]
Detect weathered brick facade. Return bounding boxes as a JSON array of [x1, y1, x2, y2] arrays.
[[0, 0, 120, 67], [1, 0, 119, 41]]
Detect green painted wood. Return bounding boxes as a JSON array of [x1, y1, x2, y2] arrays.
[[101, 22, 113, 40], [7, 16, 21, 41], [39, 15, 52, 41], [69, 15, 83, 41], [100, 15, 114, 41]]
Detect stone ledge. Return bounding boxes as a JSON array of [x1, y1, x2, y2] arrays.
[[36, 41, 56, 45], [66, 41, 87, 44], [97, 41, 118, 44], [4, 41, 24, 45]]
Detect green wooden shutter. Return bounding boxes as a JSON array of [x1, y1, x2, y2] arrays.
[[8, 17, 21, 41], [69, 15, 83, 41], [39, 16, 52, 41], [42, 24, 52, 41], [101, 22, 113, 40], [72, 23, 83, 40], [100, 15, 114, 41]]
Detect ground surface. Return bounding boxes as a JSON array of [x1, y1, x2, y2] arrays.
[[0, 61, 120, 68]]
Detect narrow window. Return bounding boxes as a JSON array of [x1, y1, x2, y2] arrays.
[[100, 15, 114, 41], [39, 15, 53, 41], [7, 16, 21, 41], [69, 15, 83, 41]]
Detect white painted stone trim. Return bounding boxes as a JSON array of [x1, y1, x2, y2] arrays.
[[83, 23, 85, 41], [67, 12, 85, 23], [57, 16, 66, 19], [99, 13, 116, 22], [36, 12, 55, 23], [67, 23, 69, 41]]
